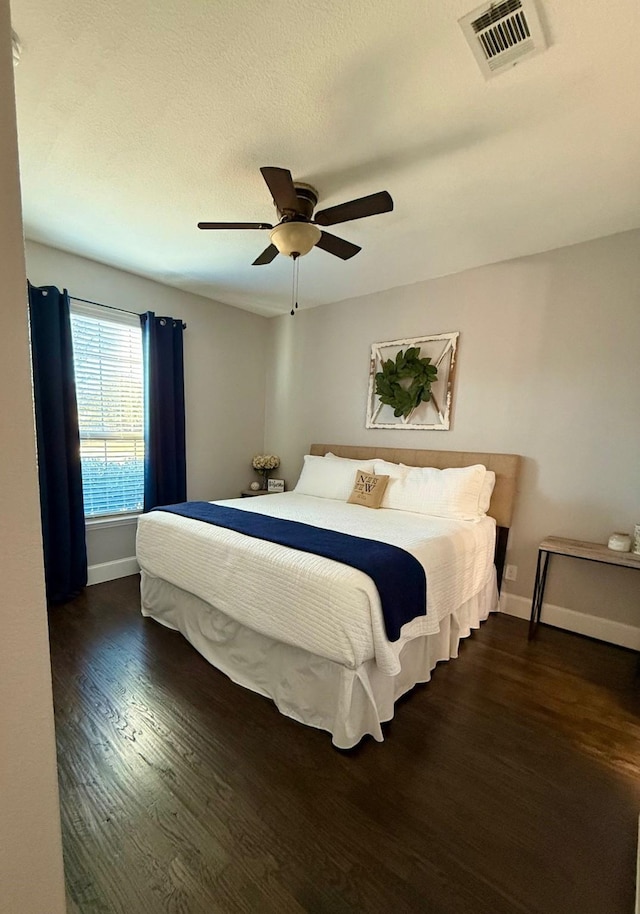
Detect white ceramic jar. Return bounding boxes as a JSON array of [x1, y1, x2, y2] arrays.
[[608, 532, 632, 552]]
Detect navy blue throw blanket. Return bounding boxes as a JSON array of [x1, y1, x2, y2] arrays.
[[156, 502, 427, 642]]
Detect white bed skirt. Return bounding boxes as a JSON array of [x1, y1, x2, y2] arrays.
[[140, 570, 498, 749]]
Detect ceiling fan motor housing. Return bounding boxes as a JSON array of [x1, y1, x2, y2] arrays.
[[275, 183, 318, 222]]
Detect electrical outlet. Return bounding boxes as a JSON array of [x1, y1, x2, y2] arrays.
[[505, 564, 518, 582]]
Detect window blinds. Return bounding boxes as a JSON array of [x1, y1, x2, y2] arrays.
[[70, 309, 144, 517]]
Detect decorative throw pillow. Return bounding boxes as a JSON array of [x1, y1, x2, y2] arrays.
[[347, 471, 389, 509]]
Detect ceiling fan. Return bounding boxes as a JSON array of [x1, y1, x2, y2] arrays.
[[198, 166, 393, 265]]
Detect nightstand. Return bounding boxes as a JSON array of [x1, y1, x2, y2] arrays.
[[240, 489, 273, 497], [529, 536, 640, 640]]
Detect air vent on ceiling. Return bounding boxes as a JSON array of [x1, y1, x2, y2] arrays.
[[459, 0, 547, 79]]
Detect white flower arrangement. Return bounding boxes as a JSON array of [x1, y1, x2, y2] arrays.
[[252, 454, 280, 471]]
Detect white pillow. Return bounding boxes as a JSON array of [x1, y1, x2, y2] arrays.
[[371, 459, 408, 508], [479, 470, 496, 515], [324, 452, 374, 465], [294, 454, 376, 500], [372, 459, 405, 477], [372, 459, 487, 519]]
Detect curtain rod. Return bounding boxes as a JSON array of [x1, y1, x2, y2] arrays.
[[70, 295, 187, 329]]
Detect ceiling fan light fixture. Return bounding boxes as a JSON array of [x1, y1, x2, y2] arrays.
[[269, 221, 321, 258]]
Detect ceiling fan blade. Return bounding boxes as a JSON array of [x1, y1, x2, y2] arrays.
[[314, 190, 393, 227], [252, 244, 279, 266], [316, 231, 361, 260], [260, 167, 301, 214], [198, 222, 272, 230]]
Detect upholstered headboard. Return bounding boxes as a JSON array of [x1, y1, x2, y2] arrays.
[[310, 444, 521, 590], [310, 444, 520, 527]]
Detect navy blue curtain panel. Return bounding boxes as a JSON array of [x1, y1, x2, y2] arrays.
[[141, 311, 187, 511], [28, 284, 87, 603]]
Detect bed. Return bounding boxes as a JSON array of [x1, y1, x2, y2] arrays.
[[137, 444, 520, 748]]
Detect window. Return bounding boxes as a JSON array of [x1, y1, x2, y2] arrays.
[[70, 302, 144, 517]]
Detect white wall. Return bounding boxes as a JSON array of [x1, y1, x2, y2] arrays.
[[26, 241, 269, 568], [266, 229, 640, 636], [0, 3, 66, 911]]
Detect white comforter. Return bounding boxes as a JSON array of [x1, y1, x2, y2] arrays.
[[136, 493, 496, 676]]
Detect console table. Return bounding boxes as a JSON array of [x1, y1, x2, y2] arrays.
[[529, 536, 640, 639]]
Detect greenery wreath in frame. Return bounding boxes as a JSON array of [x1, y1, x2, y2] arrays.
[[374, 346, 438, 419]]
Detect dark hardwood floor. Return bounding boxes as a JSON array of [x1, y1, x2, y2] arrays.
[[49, 576, 640, 913]]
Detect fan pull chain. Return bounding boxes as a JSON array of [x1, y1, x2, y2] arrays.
[[290, 253, 300, 316]]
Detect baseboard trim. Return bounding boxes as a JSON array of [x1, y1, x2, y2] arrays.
[[87, 556, 139, 586], [500, 592, 640, 651]]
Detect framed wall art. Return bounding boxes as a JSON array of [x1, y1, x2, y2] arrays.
[[366, 332, 459, 430]]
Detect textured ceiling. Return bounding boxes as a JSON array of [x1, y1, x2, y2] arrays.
[[10, 0, 640, 316]]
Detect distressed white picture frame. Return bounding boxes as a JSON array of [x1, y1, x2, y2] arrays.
[[366, 332, 459, 430]]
